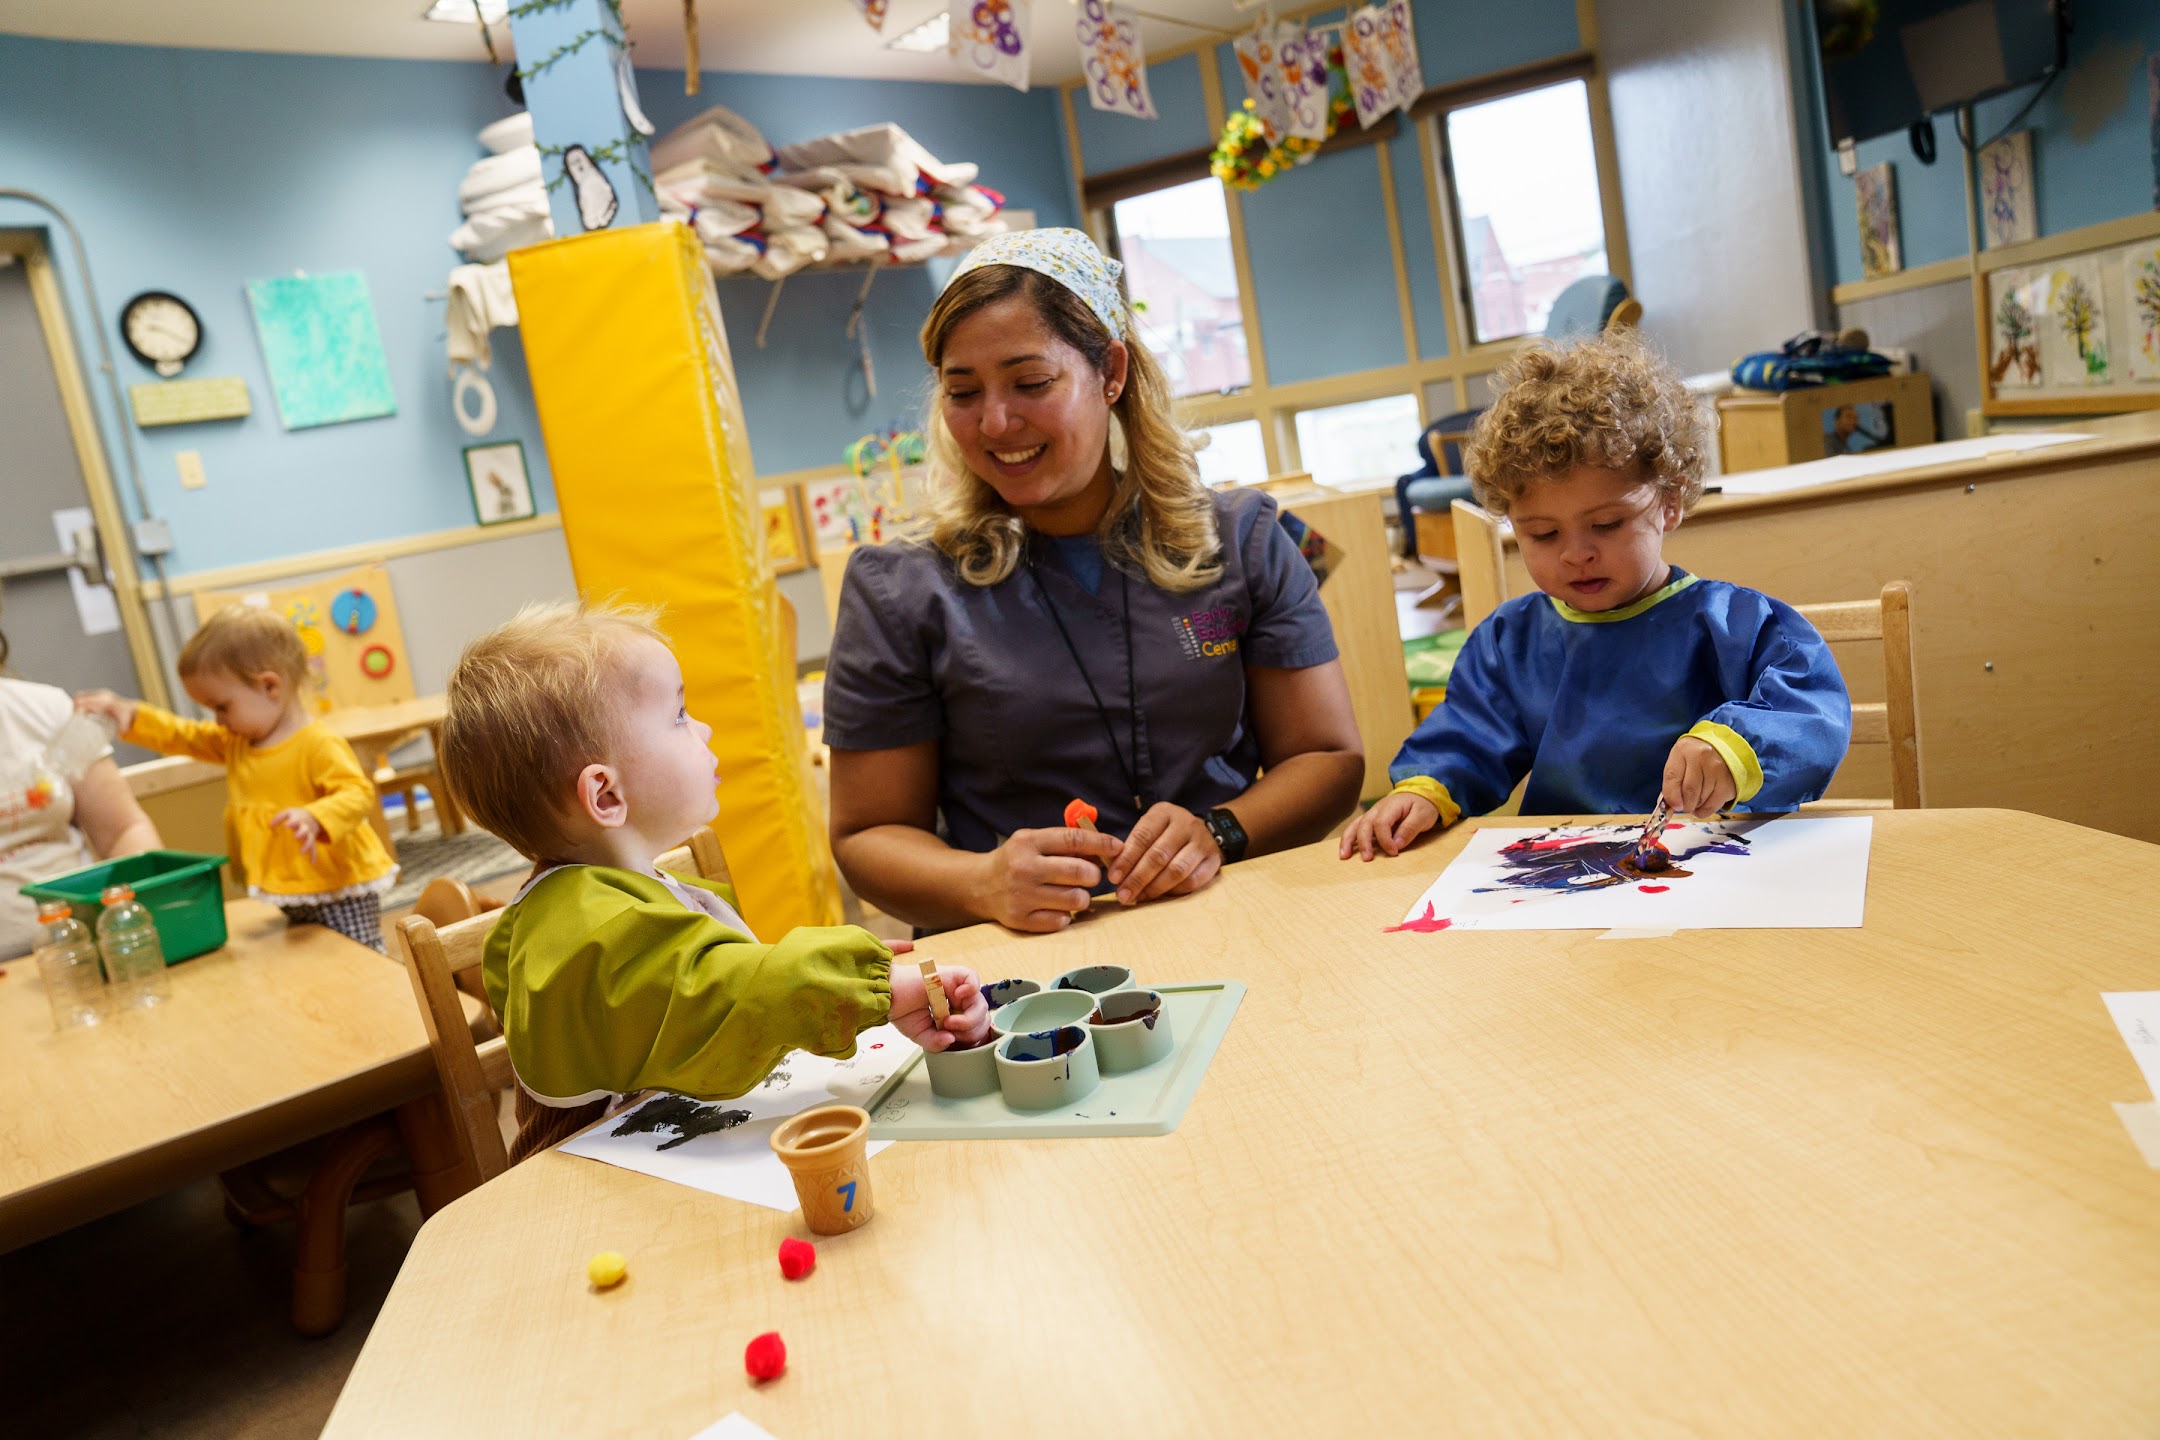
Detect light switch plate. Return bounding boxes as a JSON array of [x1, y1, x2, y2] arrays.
[[176, 449, 206, 489]]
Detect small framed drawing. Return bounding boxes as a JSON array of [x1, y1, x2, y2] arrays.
[[760, 485, 811, 575], [464, 441, 535, 526]]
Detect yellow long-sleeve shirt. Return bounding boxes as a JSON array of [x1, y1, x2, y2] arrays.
[[125, 706, 397, 902]]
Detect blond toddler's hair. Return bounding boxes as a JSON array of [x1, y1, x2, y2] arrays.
[[1464, 331, 1707, 516], [441, 599, 668, 860], [179, 606, 311, 690]]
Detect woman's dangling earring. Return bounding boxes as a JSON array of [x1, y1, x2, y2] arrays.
[[1107, 409, 1129, 473]]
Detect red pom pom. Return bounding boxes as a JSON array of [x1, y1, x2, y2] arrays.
[[745, 1330, 787, 1381], [1063, 798, 1098, 829], [777, 1237, 816, 1280]]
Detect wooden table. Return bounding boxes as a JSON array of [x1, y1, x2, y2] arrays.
[[323, 693, 464, 836], [0, 900, 465, 1330], [326, 809, 2160, 1436]]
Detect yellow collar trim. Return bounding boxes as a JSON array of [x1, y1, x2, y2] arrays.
[[1549, 570, 1699, 624]]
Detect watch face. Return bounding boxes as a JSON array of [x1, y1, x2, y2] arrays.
[[122, 292, 200, 376]]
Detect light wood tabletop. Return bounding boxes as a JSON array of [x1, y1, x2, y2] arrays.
[[325, 809, 2160, 1438], [0, 900, 443, 1253], [320, 693, 447, 750]]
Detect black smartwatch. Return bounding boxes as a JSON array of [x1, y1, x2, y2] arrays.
[[1199, 806, 1249, 864]]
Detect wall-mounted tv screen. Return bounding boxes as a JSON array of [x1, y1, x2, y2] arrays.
[[1814, 0, 2069, 146]]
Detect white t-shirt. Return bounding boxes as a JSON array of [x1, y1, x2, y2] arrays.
[[0, 678, 109, 959]]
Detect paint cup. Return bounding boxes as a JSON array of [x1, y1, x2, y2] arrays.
[[1050, 964, 1135, 998], [980, 977, 1042, 1012], [995, 1025, 1101, 1111], [769, 1104, 875, 1235], [991, 988, 1098, 1037], [1087, 988, 1174, 1074], [921, 1033, 1001, 1099]]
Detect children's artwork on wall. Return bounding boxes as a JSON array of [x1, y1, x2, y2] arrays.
[[1278, 23, 1333, 142], [1345, 1, 1421, 128], [193, 564, 414, 711], [1078, 1, 1156, 120], [1978, 130, 2036, 250], [1988, 267, 2047, 389], [1384, 0, 1422, 109], [1386, 817, 1873, 933], [2045, 256, 2111, 384], [556, 1026, 907, 1208], [948, 0, 1030, 92], [2128, 245, 2160, 382], [759, 485, 810, 574], [245, 271, 396, 430], [562, 144, 621, 231], [852, 0, 888, 31], [1854, 163, 1901, 279], [464, 440, 536, 525], [1234, 23, 1294, 141]]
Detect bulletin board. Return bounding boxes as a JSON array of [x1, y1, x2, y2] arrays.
[[1978, 213, 2160, 416], [189, 563, 415, 714]]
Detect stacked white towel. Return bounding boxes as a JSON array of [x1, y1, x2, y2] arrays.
[[449, 111, 552, 264]]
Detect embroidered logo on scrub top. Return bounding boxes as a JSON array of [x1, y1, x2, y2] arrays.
[[1173, 605, 1247, 659]]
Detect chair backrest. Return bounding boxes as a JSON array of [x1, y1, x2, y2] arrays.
[[1543, 275, 1629, 342], [396, 826, 734, 1194], [1418, 408, 1488, 477], [1794, 581, 1922, 809]]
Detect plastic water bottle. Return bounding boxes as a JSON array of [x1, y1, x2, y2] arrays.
[[44, 710, 116, 782], [34, 900, 106, 1029], [97, 884, 170, 1009]]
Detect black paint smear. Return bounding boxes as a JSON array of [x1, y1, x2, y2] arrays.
[[611, 1094, 753, 1151]]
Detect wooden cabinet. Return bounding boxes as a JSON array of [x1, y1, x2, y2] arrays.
[[1716, 372, 1935, 473]]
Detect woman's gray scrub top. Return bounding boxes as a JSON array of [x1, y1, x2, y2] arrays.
[[822, 487, 1341, 851]]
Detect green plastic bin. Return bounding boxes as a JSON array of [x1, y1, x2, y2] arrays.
[[22, 850, 230, 963]]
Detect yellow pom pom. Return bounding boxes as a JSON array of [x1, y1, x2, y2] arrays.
[[587, 1251, 628, 1289]]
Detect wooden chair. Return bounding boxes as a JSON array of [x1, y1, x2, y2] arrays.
[[396, 827, 732, 1194], [1795, 581, 1922, 810], [370, 733, 467, 837]]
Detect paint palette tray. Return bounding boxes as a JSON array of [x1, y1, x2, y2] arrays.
[[867, 981, 1245, 1139]]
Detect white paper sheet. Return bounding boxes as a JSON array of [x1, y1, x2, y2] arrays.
[[688, 1414, 780, 1440], [557, 1026, 909, 1211], [51, 508, 120, 637], [1711, 432, 2093, 496], [2103, 992, 2160, 1099], [1391, 817, 1873, 933]]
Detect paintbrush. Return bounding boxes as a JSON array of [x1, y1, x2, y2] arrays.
[[1631, 797, 1673, 870]]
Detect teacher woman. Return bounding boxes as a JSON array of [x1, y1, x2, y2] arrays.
[[823, 228, 1364, 933]]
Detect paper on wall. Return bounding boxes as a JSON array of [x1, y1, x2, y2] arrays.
[[50, 508, 120, 637]]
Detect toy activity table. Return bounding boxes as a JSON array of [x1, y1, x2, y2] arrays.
[[325, 810, 2160, 1438]]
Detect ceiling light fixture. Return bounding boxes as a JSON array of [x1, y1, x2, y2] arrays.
[[886, 13, 951, 52], [425, 0, 510, 23]]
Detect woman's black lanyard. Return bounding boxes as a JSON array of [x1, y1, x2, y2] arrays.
[[1028, 558, 1150, 814]]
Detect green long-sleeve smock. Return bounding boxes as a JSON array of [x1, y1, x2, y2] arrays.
[[482, 864, 895, 1107]]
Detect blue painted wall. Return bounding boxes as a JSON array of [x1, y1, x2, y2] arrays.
[[1407, 0, 1581, 88], [0, 35, 554, 576], [1805, 0, 2160, 287], [634, 65, 1079, 475]]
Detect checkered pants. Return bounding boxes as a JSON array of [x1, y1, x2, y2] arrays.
[[279, 894, 385, 953]]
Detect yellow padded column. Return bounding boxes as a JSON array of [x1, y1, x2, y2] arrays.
[[510, 223, 841, 931]]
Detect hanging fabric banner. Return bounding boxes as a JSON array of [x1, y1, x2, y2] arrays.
[[1344, 6, 1396, 129], [853, 0, 889, 30], [1234, 22, 1294, 141], [949, 0, 1031, 92], [1383, 0, 1423, 110], [1078, 0, 1156, 119], [1277, 23, 1332, 142]]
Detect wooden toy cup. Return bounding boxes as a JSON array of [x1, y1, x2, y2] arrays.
[[769, 1104, 875, 1235]]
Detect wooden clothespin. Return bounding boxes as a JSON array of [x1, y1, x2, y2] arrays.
[[918, 957, 949, 1025], [1064, 798, 1099, 832]]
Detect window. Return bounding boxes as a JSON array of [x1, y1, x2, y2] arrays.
[[1111, 178, 1251, 398], [1193, 419, 1268, 487], [1292, 395, 1422, 490], [1443, 79, 1609, 345]]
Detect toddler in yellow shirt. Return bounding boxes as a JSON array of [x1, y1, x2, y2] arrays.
[[78, 607, 397, 950]]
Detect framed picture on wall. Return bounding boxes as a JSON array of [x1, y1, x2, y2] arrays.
[[464, 441, 536, 526], [760, 485, 811, 575]]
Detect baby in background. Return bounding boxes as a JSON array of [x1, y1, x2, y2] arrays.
[[1344, 332, 1852, 860], [440, 600, 990, 1163], [78, 606, 398, 949]]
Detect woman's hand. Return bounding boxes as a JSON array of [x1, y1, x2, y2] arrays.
[[1108, 803, 1221, 905], [1339, 791, 1442, 861], [888, 960, 991, 1051], [73, 689, 138, 735], [973, 826, 1124, 933], [1662, 736, 1738, 816]]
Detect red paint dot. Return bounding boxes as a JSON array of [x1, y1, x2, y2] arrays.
[[1665, 822, 1683, 831], [745, 1331, 787, 1381], [1638, 884, 1670, 893], [869, 1043, 884, 1049]]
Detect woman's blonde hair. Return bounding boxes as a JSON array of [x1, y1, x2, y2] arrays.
[[917, 265, 1221, 592], [1464, 331, 1707, 516], [178, 606, 310, 690]]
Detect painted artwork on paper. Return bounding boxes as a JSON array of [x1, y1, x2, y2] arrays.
[[2126, 245, 2160, 382], [2046, 257, 2110, 384], [245, 271, 396, 430], [1277, 23, 1333, 142], [1854, 163, 1901, 279], [1387, 816, 1874, 932], [1989, 267, 2046, 389], [948, 0, 1030, 92], [1234, 23, 1294, 141], [1345, 1, 1421, 128], [1978, 130, 2036, 249], [1078, 1, 1155, 119], [1383, 0, 1422, 110]]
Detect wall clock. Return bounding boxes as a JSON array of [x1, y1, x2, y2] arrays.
[[120, 291, 203, 377]]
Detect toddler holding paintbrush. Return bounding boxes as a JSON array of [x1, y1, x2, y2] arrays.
[[440, 600, 990, 1162], [1343, 333, 1851, 860]]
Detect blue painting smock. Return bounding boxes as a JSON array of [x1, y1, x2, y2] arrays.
[[1391, 570, 1850, 823], [822, 487, 1340, 849]]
